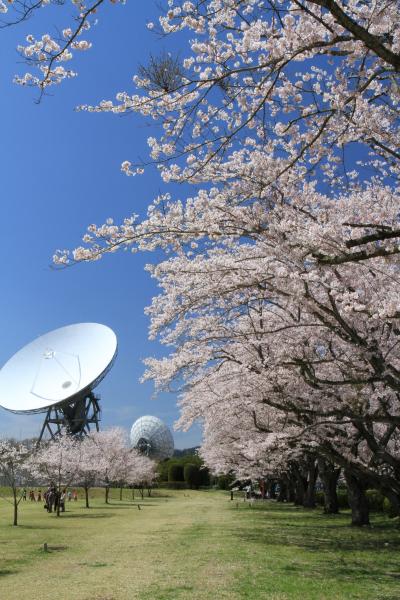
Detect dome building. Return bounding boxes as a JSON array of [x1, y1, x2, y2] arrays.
[[130, 415, 174, 460]]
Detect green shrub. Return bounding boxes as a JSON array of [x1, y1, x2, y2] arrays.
[[314, 489, 347, 509], [156, 459, 170, 482], [383, 497, 398, 517], [168, 464, 184, 482], [337, 489, 349, 509], [366, 489, 385, 511], [198, 467, 210, 487], [282, 486, 394, 514], [217, 475, 233, 490], [158, 454, 208, 483], [184, 463, 200, 489], [315, 488, 348, 508]]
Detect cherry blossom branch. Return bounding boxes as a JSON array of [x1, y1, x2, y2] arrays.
[[308, 0, 400, 70]]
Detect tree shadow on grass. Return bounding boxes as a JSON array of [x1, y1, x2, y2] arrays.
[[17, 524, 57, 530], [150, 493, 171, 498], [232, 524, 400, 553], [281, 558, 400, 581], [80, 561, 111, 568], [102, 502, 140, 507], [101, 502, 158, 508], [60, 513, 114, 519], [0, 569, 17, 577], [229, 505, 400, 587]]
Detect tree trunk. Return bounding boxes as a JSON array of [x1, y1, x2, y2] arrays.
[[140, 487, 144, 499], [12, 488, 18, 526], [147, 487, 152, 497], [303, 457, 318, 509], [105, 486, 110, 504], [266, 479, 277, 499], [259, 479, 266, 499], [294, 481, 305, 505], [120, 486, 123, 501], [318, 457, 340, 514], [85, 486, 90, 509], [292, 466, 306, 506], [345, 469, 370, 526], [285, 476, 295, 503], [277, 479, 287, 502], [132, 487, 135, 500]]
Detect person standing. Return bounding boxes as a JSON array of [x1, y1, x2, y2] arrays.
[[60, 489, 66, 512], [46, 487, 53, 512], [46, 484, 56, 513]]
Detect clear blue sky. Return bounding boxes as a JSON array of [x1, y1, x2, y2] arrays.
[[0, 2, 202, 447]]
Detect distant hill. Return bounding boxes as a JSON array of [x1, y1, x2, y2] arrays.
[[173, 446, 200, 457]]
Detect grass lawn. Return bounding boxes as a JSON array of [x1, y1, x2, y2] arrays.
[[0, 488, 399, 599]]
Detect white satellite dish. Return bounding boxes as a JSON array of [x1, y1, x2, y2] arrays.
[[0, 323, 117, 441], [130, 415, 174, 460]]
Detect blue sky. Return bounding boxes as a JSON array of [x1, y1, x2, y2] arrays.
[[0, 2, 202, 447]]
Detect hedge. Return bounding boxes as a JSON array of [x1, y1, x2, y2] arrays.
[[315, 488, 396, 514], [184, 463, 201, 488], [168, 464, 184, 482]]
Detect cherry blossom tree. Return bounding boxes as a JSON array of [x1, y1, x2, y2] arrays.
[[111, 445, 138, 501], [171, 283, 399, 526], [0, 440, 32, 526], [51, 2, 400, 525], [90, 427, 130, 504], [30, 434, 82, 516], [124, 450, 157, 499], [87, 428, 157, 501], [76, 434, 108, 508]]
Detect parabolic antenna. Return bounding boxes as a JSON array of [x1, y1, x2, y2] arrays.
[[0, 323, 117, 441], [130, 416, 174, 461]]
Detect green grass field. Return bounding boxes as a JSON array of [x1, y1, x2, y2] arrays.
[[0, 489, 399, 600]]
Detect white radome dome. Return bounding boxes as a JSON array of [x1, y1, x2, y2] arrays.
[[130, 415, 174, 460]]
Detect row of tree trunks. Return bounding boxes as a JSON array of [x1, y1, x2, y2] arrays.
[[274, 455, 372, 526], [254, 453, 400, 527], [287, 457, 318, 509]]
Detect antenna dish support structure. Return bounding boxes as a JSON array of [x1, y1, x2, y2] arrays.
[[37, 391, 101, 443]]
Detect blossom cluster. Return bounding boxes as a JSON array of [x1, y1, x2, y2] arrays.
[[7, 0, 122, 91]]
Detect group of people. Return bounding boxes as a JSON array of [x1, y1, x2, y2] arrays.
[[44, 485, 66, 513], [22, 489, 42, 502], [22, 486, 78, 513]]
